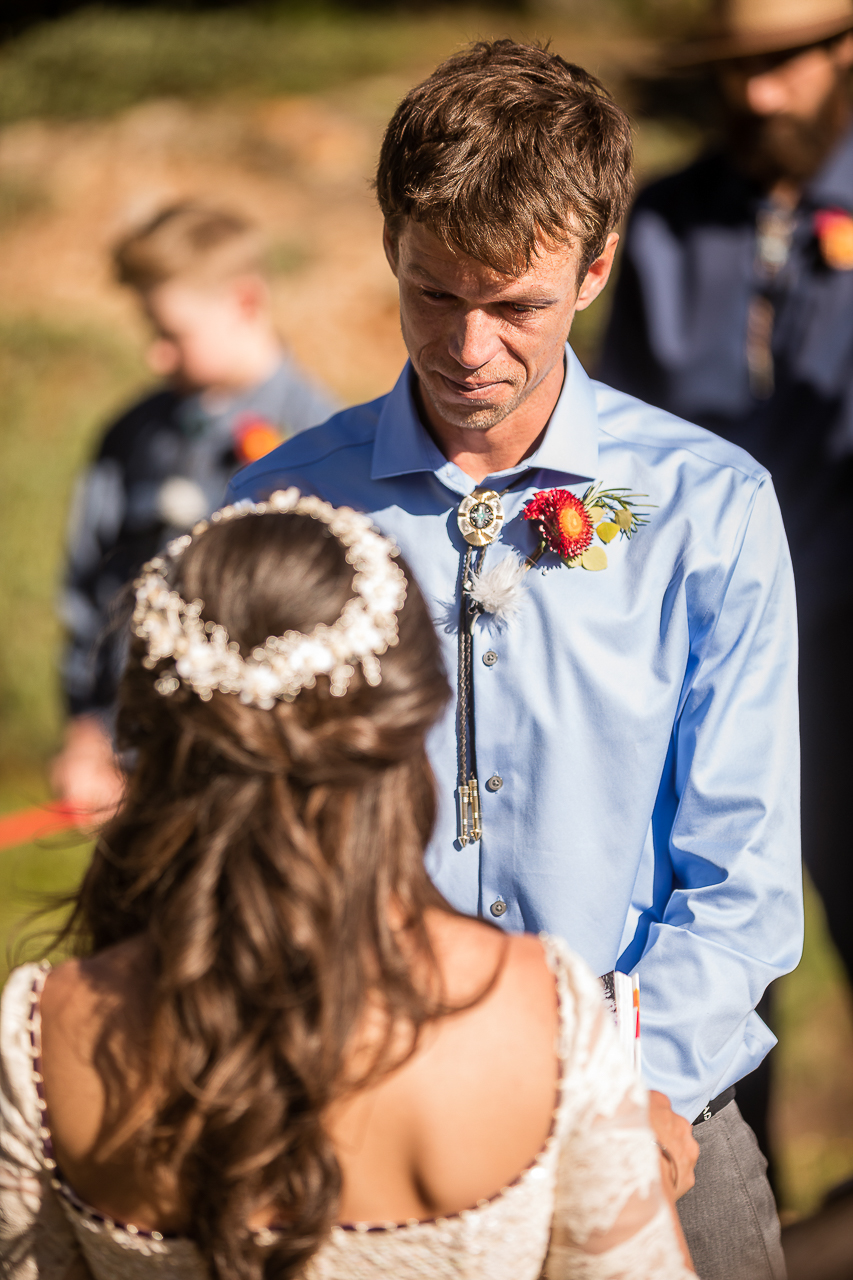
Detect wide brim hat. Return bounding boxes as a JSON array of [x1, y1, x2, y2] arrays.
[[669, 0, 853, 66]]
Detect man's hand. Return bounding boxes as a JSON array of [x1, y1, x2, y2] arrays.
[[50, 715, 124, 820], [648, 1090, 700, 1201]]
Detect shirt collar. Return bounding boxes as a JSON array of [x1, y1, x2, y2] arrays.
[[370, 344, 599, 496], [805, 120, 853, 212]]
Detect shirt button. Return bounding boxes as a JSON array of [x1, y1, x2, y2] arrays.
[[482, 650, 498, 666], [490, 900, 507, 917], [486, 775, 503, 792]]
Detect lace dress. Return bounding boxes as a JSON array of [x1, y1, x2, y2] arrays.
[[0, 935, 693, 1279]]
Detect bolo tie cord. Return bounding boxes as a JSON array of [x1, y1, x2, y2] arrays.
[[456, 470, 533, 847], [457, 543, 485, 844]]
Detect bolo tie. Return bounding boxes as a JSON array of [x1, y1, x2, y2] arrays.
[[747, 202, 795, 400], [454, 474, 534, 845]]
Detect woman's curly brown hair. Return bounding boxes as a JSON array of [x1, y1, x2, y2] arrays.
[[57, 511, 455, 1279]]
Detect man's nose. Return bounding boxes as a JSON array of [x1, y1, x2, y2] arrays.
[[745, 71, 790, 116], [448, 308, 502, 369]]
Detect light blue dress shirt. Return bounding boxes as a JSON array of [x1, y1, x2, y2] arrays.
[[227, 345, 803, 1122]]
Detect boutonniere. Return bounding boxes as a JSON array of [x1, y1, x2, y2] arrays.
[[814, 208, 853, 271], [463, 482, 652, 626], [522, 483, 651, 572]]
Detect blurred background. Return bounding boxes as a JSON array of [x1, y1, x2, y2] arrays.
[[0, 0, 850, 1227]]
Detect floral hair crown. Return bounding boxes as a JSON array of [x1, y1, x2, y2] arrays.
[[131, 488, 407, 709]]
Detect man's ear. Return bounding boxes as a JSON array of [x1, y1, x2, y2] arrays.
[[574, 232, 620, 313], [383, 222, 400, 276]]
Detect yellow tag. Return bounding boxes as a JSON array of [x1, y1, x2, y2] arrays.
[[615, 509, 633, 530], [581, 546, 608, 571], [596, 521, 618, 543]]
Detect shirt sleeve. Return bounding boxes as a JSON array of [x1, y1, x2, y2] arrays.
[[634, 473, 802, 1121], [545, 945, 694, 1278]]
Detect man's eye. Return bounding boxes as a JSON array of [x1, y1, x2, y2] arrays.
[[421, 289, 450, 302]]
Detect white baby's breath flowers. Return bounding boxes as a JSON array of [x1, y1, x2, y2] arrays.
[[131, 488, 407, 709]]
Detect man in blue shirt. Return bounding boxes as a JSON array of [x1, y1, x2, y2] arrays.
[[229, 40, 800, 1277]]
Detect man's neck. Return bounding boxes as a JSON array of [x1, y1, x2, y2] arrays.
[[415, 362, 565, 486]]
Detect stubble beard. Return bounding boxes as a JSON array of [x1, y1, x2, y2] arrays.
[[419, 370, 528, 433]]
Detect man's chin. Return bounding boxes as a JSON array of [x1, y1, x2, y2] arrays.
[[441, 406, 514, 432], [426, 388, 522, 433]]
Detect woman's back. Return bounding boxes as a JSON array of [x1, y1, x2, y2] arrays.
[[36, 914, 559, 1234], [2, 923, 693, 1278]]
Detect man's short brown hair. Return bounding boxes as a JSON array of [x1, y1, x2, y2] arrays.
[[113, 202, 267, 292], [376, 39, 633, 276]]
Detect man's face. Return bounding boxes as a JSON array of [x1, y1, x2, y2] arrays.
[[385, 221, 609, 441], [719, 34, 853, 185]]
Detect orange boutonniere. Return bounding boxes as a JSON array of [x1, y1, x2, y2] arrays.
[[814, 208, 853, 271], [233, 414, 283, 465], [523, 484, 651, 572]]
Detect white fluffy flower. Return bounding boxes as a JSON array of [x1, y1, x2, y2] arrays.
[[467, 552, 529, 624]]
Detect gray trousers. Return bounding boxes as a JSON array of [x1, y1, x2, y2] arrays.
[[677, 1101, 786, 1280]]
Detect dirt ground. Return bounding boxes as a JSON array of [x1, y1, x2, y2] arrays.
[[0, 83, 413, 403]]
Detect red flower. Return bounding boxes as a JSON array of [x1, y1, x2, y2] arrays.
[[523, 489, 593, 561]]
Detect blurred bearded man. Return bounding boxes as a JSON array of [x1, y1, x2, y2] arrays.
[[601, 0, 853, 1169]]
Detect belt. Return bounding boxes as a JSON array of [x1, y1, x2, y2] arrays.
[[693, 1086, 736, 1126]]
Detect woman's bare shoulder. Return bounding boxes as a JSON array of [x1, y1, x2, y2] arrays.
[[425, 909, 557, 1016], [389, 915, 560, 1211], [41, 937, 151, 1035], [39, 938, 152, 1160], [415, 912, 560, 1111]]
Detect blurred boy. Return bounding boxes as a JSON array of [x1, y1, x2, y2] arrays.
[[51, 202, 337, 814]]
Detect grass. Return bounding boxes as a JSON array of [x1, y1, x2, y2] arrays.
[[0, 2, 711, 129], [0, 763, 91, 980], [773, 882, 853, 1215], [0, 5, 578, 126]]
